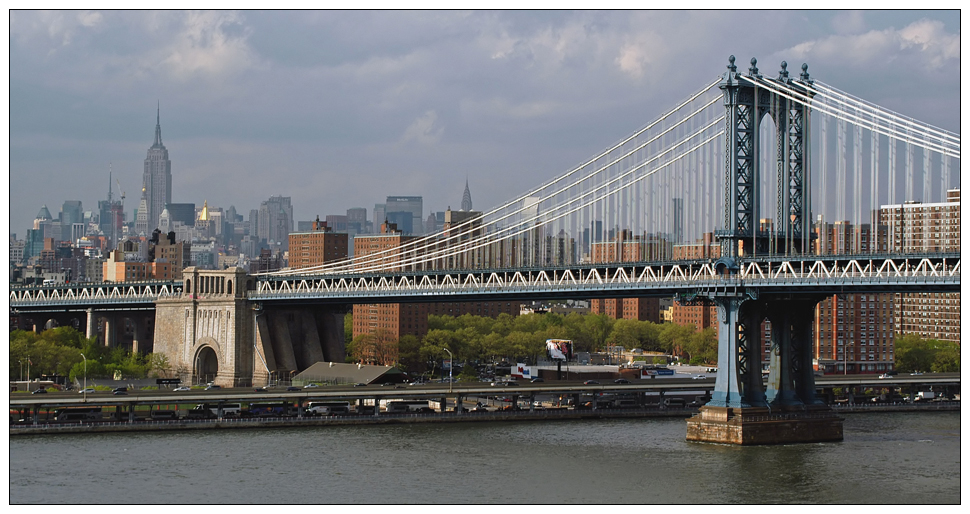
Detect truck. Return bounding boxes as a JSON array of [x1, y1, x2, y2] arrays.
[[915, 391, 936, 401]]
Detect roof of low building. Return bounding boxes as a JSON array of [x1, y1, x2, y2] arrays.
[[293, 362, 405, 385]]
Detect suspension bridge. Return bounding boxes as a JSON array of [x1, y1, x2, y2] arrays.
[[10, 56, 959, 443]]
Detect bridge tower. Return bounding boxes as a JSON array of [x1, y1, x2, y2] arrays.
[[153, 267, 256, 387], [688, 56, 842, 444]]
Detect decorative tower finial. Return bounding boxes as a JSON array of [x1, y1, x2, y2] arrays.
[[727, 55, 737, 72], [153, 102, 163, 147], [779, 61, 789, 81], [748, 57, 760, 78], [461, 178, 473, 211], [800, 63, 812, 83]]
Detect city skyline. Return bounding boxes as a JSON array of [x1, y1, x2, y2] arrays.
[[8, 10, 960, 235]]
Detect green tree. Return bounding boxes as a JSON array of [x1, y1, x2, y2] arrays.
[[931, 345, 960, 373], [344, 312, 353, 345], [893, 333, 935, 372], [397, 334, 423, 373]]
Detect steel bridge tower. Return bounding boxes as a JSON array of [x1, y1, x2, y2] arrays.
[[688, 56, 842, 444]]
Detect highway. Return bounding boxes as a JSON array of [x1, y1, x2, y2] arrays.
[[9, 372, 960, 409]]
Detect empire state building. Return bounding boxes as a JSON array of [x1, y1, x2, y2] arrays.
[[141, 105, 172, 232]]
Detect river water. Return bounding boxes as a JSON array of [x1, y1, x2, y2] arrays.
[[9, 411, 959, 504]]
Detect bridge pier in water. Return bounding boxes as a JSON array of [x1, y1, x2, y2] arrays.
[[687, 56, 842, 445]]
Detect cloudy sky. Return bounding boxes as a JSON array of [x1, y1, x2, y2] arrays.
[[7, 10, 961, 236]]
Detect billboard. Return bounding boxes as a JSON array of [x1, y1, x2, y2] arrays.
[[513, 363, 533, 379], [546, 339, 573, 361]]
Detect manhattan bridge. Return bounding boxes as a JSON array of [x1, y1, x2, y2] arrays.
[[10, 56, 960, 442]]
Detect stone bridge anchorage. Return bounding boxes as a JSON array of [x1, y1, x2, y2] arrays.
[[152, 267, 346, 387]]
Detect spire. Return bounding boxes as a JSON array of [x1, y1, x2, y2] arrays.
[[461, 178, 473, 211], [153, 101, 163, 147], [108, 165, 113, 203]]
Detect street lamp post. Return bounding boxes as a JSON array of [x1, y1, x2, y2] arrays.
[[443, 347, 453, 394], [80, 353, 87, 402]]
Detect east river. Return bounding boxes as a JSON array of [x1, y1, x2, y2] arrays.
[[9, 411, 959, 504]]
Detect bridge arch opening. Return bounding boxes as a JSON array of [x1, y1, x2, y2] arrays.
[[196, 346, 219, 385]]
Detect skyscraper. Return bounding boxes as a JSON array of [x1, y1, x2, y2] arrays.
[[461, 179, 473, 211], [143, 104, 172, 232], [385, 196, 423, 235], [257, 195, 294, 250]]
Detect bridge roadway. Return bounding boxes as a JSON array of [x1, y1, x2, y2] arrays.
[[10, 373, 960, 410], [9, 252, 960, 311]]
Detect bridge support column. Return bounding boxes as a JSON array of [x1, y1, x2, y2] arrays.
[[689, 291, 842, 444], [456, 394, 463, 415], [86, 309, 98, 340], [103, 314, 117, 348]]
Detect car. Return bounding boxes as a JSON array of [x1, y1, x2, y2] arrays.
[[472, 405, 488, 412], [204, 384, 221, 390], [31, 388, 48, 394], [173, 386, 191, 392], [112, 390, 127, 395], [878, 373, 892, 379], [530, 377, 545, 383], [614, 379, 631, 384], [584, 380, 600, 385], [692, 375, 707, 380], [78, 388, 96, 394], [286, 386, 300, 391], [353, 383, 368, 387], [395, 385, 407, 389], [113, 387, 127, 392], [253, 386, 267, 392], [303, 383, 320, 388], [910, 372, 924, 375], [381, 382, 395, 387], [505, 381, 520, 386]]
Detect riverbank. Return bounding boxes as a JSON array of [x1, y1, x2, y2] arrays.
[[9, 401, 958, 436]]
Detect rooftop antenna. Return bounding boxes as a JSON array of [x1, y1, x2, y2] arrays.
[[108, 164, 113, 203]]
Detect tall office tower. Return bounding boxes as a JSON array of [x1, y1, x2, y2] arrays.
[[257, 195, 294, 250], [385, 196, 423, 235], [143, 105, 172, 232], [346, 207, 367, 233], [98, 172, 124, 250], [671, 198, 684, 244], [373, 203, 386, 229], [60, 201, 83, 226], [461, 179, 473, 211], [880, 189, 960, 343]]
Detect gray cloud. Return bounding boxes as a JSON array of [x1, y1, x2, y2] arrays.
[[8, 10, 960, 236]]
